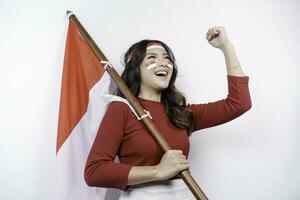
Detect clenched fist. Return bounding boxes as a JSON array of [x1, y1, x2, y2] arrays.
[[156, 149, 189, 180], [206, 26, 231, 49]]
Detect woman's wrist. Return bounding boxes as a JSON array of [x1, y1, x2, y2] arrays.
[[220, 41, 234, 53], [154, 164, 164, 181], [220, 42, 245, 76]]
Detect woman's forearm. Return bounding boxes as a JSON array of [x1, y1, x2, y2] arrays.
[[221, 42, 245, 77], [127, 165, 161, 186]]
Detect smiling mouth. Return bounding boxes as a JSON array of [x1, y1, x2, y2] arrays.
[[154, 71, 168, 77]]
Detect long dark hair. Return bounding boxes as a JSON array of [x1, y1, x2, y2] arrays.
[[115, 39, 194, 135]]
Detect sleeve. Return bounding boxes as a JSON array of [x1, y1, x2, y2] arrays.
[[84, 102, 133, 191], [187, 75, 252, 132]]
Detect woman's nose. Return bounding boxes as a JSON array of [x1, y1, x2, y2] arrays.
[[157, 59, 168, 67]]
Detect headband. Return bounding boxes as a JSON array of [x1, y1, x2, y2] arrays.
[[126, 42, 166, 64]]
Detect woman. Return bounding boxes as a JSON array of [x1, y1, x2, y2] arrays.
[[84, 26, 252, 200]]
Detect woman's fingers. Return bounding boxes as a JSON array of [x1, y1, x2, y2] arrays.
[[179, 163, 189, 170], [176, 155, 188, 164], [210, 29, 221, 40], [207, 29, 216, 41], [169, 150, 187, 161], [206, 29, 211, 39], [207, 26, 224, 41], [178, 154, 186, 159], [169, 149, 187, 163], [179, 159, 188, 164]]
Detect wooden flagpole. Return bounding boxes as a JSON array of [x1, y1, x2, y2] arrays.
[[66, 10, 209, 200]]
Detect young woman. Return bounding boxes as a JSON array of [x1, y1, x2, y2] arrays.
[[84, 26, 252, 200]]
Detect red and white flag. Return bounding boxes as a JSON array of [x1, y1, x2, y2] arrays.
[[55, 21, 134, 200]]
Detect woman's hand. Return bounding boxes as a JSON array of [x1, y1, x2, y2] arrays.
[[206, 26, 231, 50], [156, 150, 189, 180]]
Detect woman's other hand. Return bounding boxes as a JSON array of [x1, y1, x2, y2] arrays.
[[156, 149, 189, 180], [206, 26, 231, 50]]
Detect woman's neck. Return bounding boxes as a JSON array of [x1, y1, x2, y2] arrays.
[[138, 91, 161, 102]]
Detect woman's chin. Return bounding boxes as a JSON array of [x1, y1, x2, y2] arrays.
[[155, 84, 169, 91]]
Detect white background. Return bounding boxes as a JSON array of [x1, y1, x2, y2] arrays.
[[0, 0, 299, 199]]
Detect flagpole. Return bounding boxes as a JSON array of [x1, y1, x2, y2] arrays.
[[66, 10, 209, 200]]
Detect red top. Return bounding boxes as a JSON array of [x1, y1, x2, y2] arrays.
[[84, 75, 252, 191]]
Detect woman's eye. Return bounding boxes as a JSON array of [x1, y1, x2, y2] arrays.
[[147, 56, 155, 59], [164, 56, 170, 60]]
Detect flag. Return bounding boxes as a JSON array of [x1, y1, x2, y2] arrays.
[[55, 21, 135, 200]]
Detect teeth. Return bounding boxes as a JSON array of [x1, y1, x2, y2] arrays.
[[155, 71, 168, 76]]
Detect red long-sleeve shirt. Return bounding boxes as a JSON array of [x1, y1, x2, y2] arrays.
[[84, 75, 252, 191]]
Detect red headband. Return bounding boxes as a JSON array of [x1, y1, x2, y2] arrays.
[[126, 42, 165, 64]]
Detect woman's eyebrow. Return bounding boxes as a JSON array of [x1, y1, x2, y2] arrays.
[[146, 53, 157, 55], [146, 52, 169, 56]]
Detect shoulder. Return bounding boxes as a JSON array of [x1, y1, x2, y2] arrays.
[[106, 101, 132, 119], [109, 101, 129, 109]]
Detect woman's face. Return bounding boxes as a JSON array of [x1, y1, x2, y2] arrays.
[[139, 46, 174, 92]]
